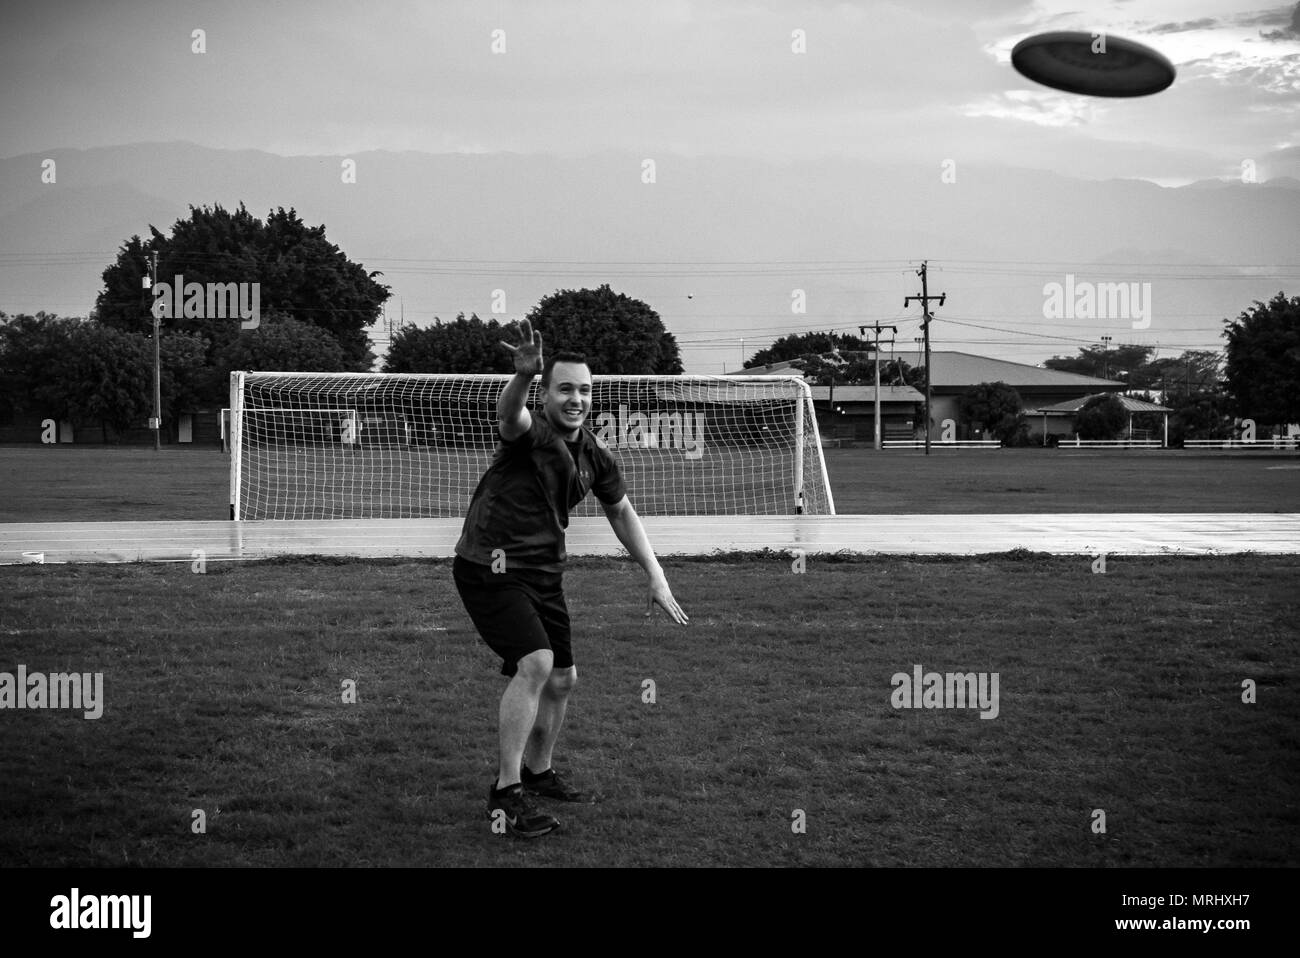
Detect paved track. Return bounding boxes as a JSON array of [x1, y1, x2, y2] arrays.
[[2, 513, 1297, 565]]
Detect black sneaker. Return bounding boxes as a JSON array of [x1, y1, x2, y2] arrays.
[[521, 765, 593, 803], [486, 782, 560, 838]]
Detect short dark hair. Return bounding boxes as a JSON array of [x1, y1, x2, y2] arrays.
[[541, 351, 590, 388]]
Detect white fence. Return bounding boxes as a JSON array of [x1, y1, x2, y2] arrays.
[[1183, 437, 1298, 450], [1058, 438, 1162, 449]]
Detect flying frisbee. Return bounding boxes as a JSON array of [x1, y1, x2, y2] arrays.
[[1011, 31, 1175, 97]]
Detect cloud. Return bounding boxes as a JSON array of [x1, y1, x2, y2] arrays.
[[1148, 18, 1220, 35], [1258, 1, 1300, 40], [961, 89, 1099, 127], [1236, 2, 1299, 30]]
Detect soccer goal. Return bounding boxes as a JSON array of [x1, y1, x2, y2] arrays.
[[229, 371, 835, 520]]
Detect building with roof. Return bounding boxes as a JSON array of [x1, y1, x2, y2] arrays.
[[889, 351, 1124, 441], [728, 350, 1124, 443], [1030, 393, 1173, 444]]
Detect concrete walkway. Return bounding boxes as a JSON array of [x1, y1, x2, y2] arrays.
[[2, 514, 1297, 564]]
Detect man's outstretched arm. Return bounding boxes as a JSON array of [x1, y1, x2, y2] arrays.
[[497, 320, 542, 441], [601, 495, 689, 625]]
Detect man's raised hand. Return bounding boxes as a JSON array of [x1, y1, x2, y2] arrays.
[[500, 319, 543, 377]]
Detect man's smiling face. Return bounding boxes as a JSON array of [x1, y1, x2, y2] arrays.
[[542, 360, 592, 438]]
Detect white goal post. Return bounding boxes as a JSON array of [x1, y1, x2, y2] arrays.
[[229, 371, 835, 520]]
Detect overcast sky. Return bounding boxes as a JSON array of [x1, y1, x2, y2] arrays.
[[2, 1, 1298, 373], [3, 0, 1297, 183]]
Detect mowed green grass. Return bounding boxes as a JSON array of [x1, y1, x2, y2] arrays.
[[0, 554, 1296, 867], [0, 444, 1296, 521]]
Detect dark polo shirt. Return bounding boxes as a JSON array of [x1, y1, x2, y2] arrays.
[[455, 410, 626, 573]]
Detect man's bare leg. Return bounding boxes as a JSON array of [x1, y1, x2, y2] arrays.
[[496, 649, 553, 790], [524, 665, 577, 774]]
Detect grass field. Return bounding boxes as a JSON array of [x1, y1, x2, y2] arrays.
[[0, 444, 1296, 521], [1, 553, 1296, 867], [0, 443, 1296, 869]]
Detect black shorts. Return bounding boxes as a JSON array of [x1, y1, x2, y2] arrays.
[[452, 555, 572, 677]]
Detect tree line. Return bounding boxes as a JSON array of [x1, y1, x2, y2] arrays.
[[0, 205, 682, 441], [0, 201, 1293, 443]]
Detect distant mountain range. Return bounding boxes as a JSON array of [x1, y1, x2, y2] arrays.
[[2, 142, 1296, 372]]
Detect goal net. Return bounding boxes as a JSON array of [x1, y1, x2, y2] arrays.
[[229, 371, 835, 520]]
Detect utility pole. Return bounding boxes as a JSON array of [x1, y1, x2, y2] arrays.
[[904, 261, 945, 455], [1100, 335, 1113, 380], [144, 250, 160, 451], [859, 322, 897, 450]]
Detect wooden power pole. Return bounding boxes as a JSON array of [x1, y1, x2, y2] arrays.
[[904, 261, 945, 455]]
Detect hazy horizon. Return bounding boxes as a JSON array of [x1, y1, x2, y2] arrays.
[[2, 1, 1297, 373]]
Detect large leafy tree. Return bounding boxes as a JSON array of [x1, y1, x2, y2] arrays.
[[160, 331, 212, 423], [958, 381, 1026, 443], [95, 204, 388, 378], [1223, 292, 1300, 425], [2, 312, 224, 440], [0, 312, 80, 422], [382, 313, 515, 374], [1169, 388, 1233, 444], [50, 323, 153, 443], [1144, 350, 1222, 399], [525, 285, 683, 374], [1045, 343, 1153, 383], [213, 313, 349, 383]]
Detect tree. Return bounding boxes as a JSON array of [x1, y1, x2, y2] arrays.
[[95, 204, 388, 378], [49, 323, 153, 443], [1045, 344, 1153, 382], [1075, 394, 1126, 440], [1169, 388, 1233, 444], [748, 331, 871, 369], [160, 331, 213, 423], [957, 381, 1027, 444], [382, 313, 515, 374], [1223, 292, 1300, 426], [525, 285, 683, 374], [213, 313, 349, 383], [1144, 350, 1222, 400], [0, 312, 80, 422]]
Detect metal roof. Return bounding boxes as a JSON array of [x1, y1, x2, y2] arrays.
[[808, 385, 925, 402], [1029, 393, 1173, 414], [886, 351, 1123, 389]]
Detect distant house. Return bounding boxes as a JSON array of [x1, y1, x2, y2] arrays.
[[726, 359, 923, 442], [1030, 393, 1173, 444], [728, 350, 1125, 443], [891, 350, 1124, 441], [807, 384, 926, 442]]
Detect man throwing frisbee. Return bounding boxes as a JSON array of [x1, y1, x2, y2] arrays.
[[454, 319, 689, 838]]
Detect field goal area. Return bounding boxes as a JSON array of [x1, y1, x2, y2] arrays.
[[229, 371, 834, 520]]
